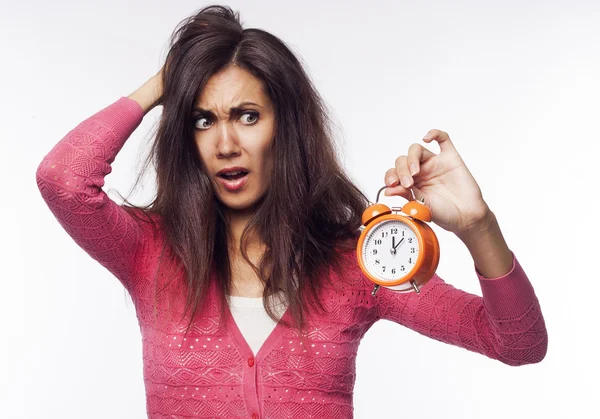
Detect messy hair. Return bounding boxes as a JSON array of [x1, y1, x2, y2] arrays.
[[123, 5, 369, 336]]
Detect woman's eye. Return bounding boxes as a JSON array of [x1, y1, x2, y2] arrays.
[[241, 112, 259, 125], [195, 117, 212, 130], [194, 112, 258, 130]]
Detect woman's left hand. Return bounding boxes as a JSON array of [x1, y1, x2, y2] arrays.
[[384, 129, 491, 236]]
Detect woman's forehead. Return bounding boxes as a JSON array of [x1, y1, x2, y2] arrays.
[[196, 67, 269, 111]]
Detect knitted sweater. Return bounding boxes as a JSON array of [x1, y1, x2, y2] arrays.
[[35, 96, 548, 419]]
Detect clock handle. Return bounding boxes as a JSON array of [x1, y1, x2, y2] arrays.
[[376, 185, 420, 214], [375, 185, 387, 203], [375, 185, 404, 214]]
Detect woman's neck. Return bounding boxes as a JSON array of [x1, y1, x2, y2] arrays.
[[225, 210, 270, 297], [225, 209, 265, 260]]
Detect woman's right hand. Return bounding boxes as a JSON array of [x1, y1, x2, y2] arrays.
[[127, 65, 165, 115]]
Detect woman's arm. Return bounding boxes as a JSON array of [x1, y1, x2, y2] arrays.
[[374, 246, 548, 366], [377, 129, 548, 365], [128, 68, 163, 115], [35, 71, 164, 297], [456, 210, 514, 279]]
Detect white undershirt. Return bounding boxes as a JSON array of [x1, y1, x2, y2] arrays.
[[225, 291, 288, 355]]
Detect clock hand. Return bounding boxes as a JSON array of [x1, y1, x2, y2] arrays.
[[393, 237, 404, 250]]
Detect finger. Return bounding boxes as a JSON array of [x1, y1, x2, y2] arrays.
[[394, 154, 426, 189], [422, 129, 457, 154], [407, 143, 436, 177], [384, 167, 400, 187], [393, 155, 414, 188], [384, 167, 412, 200], [384, 184, 414, 200]]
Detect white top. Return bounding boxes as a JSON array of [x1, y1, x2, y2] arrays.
[[225, 291, 288, 355]]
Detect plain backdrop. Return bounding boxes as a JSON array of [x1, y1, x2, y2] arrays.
[[2, 0, 599, 418]]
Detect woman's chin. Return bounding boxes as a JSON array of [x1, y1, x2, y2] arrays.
[[217, 195, 263, 215]]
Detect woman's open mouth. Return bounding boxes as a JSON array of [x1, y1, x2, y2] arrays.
[[217, 170, 249, 192]]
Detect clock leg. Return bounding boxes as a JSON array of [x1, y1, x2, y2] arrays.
[[410, 280, 420, 294]]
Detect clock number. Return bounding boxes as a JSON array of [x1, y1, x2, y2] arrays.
[[408, 238, 413, 243], [391, 268, 396, 275], [375, 239, 382, 245], [382, 266, 386, 273], [401, 265, 405, 271], [375, 259, 380, 265], [411, 247, 415, 253], [373, 249, 378, 255], [391, 228, 398, 234], [381, 231, 388, 238]]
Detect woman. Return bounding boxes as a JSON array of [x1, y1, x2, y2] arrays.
[[35, 5, 547, 419]]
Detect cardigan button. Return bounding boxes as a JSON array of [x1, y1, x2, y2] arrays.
[[248, 357, 254, 367], [251, 413, 259, 419]]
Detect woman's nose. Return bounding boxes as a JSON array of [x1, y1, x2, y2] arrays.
[[216, 123, 241, 158]]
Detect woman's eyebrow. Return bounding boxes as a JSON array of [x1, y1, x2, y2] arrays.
[[193, 101, 263, 115]]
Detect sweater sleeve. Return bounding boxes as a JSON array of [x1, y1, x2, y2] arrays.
[[374, 250, 548, 366], [35, 96, 151, 297]]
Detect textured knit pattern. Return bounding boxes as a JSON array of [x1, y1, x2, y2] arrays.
[[35, 97, 548, 419]]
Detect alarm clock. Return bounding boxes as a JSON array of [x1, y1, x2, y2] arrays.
[[357, 185, 440, 296]]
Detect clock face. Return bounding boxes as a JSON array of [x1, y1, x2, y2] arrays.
[[361, 219, 420, 282]]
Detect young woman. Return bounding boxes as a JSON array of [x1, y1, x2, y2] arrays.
[[35, 5, 547, 419]]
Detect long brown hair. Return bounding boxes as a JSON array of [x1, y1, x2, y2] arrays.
[[121, 4, 369, 336]]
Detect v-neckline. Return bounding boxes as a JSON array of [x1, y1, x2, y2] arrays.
[[224, 292, 292, 362]]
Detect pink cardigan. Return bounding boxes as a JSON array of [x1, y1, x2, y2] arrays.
[[35, 97, 548, 419]]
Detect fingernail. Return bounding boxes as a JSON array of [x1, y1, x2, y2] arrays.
[[402, 175, 412, 188], [410, 163, 418, 175], [386, 175, 397, 186]]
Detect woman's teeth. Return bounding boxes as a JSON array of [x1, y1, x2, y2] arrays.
[[220, 171, 247, 180]]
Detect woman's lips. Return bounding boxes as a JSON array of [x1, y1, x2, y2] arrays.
[[217, 173, 249, 192]]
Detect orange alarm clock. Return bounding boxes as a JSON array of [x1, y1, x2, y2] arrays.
[[357, 186, 440, 296]]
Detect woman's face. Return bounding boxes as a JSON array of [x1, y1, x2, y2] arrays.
[[194, 66, 275, 214]]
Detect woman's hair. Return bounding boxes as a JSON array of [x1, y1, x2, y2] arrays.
[[122, 4, 370, 336]]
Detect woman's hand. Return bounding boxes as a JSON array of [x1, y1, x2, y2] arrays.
[[127, 65, 165, 115], [384, 129, 491, 237]]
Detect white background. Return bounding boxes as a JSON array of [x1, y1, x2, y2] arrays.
[[2, 0, 599, 418]]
